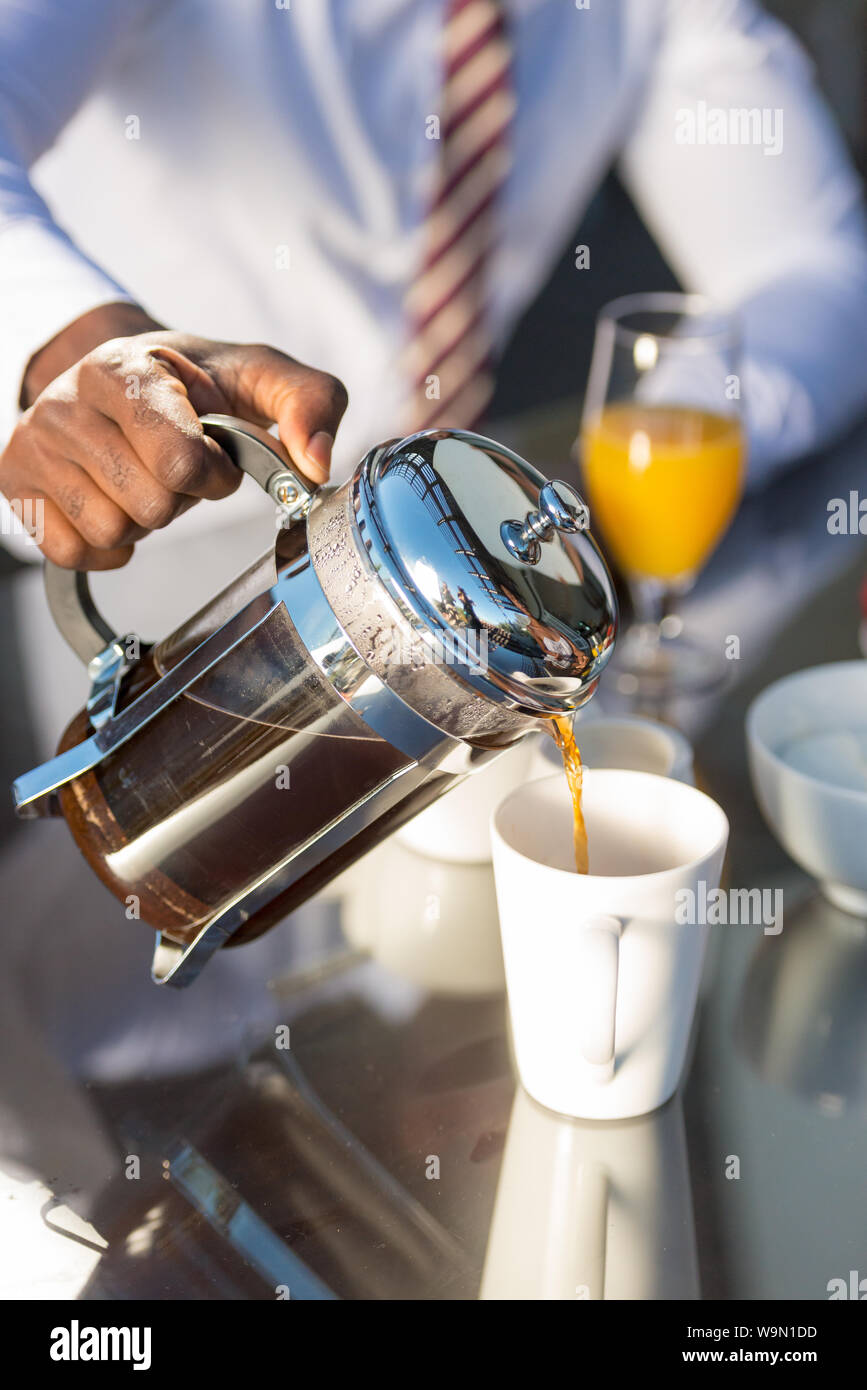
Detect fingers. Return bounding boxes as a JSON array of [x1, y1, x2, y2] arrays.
[[1, 344, 233, 570], [0, 329, 350, 572], [221, 344, 349, 484], [0, 438, 140, 569], [83, 424, 201, 530], [8, 489, 134, 571], [80, 349, 241, 501], [38, 459, 148, 552]]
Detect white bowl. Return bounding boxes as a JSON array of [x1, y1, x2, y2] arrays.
[[746, 661, 867, 915]]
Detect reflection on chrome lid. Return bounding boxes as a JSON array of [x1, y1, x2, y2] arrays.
[[352, 428, 618, 714]]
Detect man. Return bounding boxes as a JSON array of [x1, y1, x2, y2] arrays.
[[2, 0, 867, 579], [0, 0, 865, 1146]]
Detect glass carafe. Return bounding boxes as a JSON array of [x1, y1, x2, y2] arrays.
[[14, 418, 617, 987]]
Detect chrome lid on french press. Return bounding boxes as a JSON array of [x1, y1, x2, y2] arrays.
[[350, 429, 617, 715]]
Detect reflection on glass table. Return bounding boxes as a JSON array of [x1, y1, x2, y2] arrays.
[[736, 893, 867, 1116], [480, 1087, 698, 1300]]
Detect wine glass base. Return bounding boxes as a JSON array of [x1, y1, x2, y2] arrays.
[[611, 622, 729, 699]]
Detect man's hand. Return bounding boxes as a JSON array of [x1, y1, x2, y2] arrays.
[[0, 305, 348, 569]]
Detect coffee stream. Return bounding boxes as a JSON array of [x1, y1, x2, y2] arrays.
[[550, 715, 589, 874]]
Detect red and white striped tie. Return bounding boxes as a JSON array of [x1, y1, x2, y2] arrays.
[[404, 0, 514, 432]]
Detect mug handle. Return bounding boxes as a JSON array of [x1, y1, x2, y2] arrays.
[[575, 915, 621, 1083], [43, 414, 314, 664]]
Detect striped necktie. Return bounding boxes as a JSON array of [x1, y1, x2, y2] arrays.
[[404, 0, 515, 431]]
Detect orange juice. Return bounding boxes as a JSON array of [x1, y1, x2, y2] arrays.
[[581, 403, 745, 580]]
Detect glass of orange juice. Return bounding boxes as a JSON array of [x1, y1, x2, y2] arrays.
[[579, 293, 746, 695]]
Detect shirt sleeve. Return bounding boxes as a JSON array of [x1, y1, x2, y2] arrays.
[[0, 0, 151, 447], [618, 0, 867, 488]]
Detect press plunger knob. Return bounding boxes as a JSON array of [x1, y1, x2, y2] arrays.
[[538, 480, 588, 532], [500, 480, 589, 565]]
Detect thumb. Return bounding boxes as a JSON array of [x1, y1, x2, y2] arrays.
[[220, 345, 349, 484]]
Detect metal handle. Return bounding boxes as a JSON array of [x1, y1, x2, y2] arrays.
[[43, 414, 314, 665]]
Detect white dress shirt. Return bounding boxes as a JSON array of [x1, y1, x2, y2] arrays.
[[1, 0, 866, 555]]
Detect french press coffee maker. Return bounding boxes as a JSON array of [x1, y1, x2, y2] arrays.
[[13, 418, 617, 987]]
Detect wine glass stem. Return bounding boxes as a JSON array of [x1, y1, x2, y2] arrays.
[[629, 577, 671, 641]]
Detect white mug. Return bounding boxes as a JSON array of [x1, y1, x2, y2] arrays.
[[395, 737, 540, 863], [338, 836, 505, 994], [490, 770, 729, 1120], [530, 714, 694, 785]]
